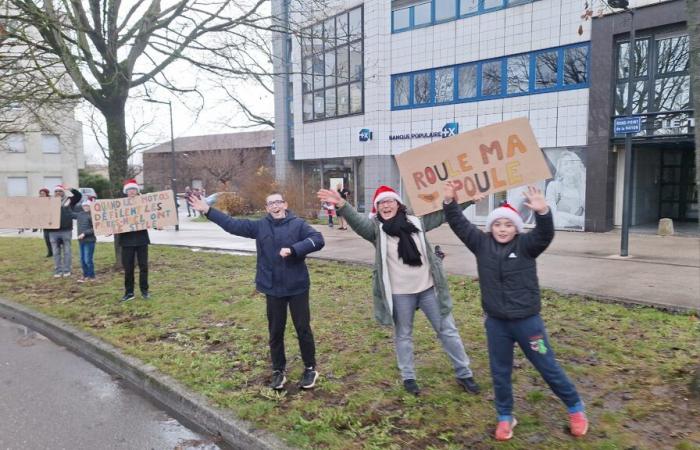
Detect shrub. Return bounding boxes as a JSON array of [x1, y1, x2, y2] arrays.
[[215, 192, 246, 216]]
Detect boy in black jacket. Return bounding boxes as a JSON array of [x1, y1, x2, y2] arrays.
[[443, 183, 587, 441], [119, 179, 150, 302], [188, 191, 324, 391]]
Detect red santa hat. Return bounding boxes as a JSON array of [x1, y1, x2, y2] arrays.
[[485, 202, 525, 233], [122, 178, 140, 194], [53, 184, 66, 192], [370, 185, 402, 217]]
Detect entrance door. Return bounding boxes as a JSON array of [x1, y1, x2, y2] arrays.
[[659, 148, 697, 221]]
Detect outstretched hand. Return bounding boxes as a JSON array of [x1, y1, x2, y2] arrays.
[[188, 192, 210, 214], [522, 186, 549, 214], [317, 189, 345, 208], [443, 182, 488, 204]]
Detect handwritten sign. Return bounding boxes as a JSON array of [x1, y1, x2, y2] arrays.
[[0, 197, 61, 229], [395, 117, 552, 216], [92, 190, 178, 235]]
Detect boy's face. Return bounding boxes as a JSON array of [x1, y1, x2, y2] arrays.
[[265, 194, 287, 219], [491, 218, 517, 244], [82, 204, 91, 212], [126, 188, 138, 198]]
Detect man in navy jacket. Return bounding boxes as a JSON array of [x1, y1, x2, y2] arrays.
[[189, 192, 325, 390]]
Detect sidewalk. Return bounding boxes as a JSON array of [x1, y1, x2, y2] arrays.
[[2, 213, 698, 311]]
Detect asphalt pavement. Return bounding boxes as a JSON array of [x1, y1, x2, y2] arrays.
[[0, 316, 222, 450]]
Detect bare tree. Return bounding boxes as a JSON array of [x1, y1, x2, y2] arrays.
[[0, 0, 318, 194], [183, 147, 271, 193]]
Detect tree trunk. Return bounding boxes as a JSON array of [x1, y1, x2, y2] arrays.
[[686, 0, 699, 398]]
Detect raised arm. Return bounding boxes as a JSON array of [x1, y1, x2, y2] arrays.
[[189, 194, 259, 238], [519, 186, 554, 257], [442, 181, 486, 254], [318, 189, 376, 243]]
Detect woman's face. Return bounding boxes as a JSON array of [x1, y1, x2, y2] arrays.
[[377, 198, 399, 220], [39, 191, 49, 197]]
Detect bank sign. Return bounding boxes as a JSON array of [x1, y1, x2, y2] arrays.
[[389, 122, 459, 141]]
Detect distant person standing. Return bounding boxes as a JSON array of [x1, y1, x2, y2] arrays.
[[38, 188, 53, 257], [185, 186, 195, 217], [119, 179, 150, 302], [73, 198, 97, 282], [49, 185, 82, 278], [336, 183, 350, 230]]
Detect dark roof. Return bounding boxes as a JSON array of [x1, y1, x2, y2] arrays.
[[143, 130, 274, 154]]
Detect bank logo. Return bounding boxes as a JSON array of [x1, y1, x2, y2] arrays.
[[359, 128, 373, 142], [441, 122, 459, 138]]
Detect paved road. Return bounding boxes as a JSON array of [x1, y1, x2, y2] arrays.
[[0, 316, 222, 450], [2, 209, 698, 311]]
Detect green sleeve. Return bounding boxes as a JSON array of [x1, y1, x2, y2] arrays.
[[337, 202, 377, 243]]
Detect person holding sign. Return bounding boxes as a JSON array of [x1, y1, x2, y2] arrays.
[[442, 183, 588, 441], [188, 191, 325, 391], [49, 185, 82, 278], [119, 179, 151, 302], [317, 186, 480, 397]]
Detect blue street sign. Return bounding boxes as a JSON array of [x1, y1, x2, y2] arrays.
[[614, 116, 642, 135]]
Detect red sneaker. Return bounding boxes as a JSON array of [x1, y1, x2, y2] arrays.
[[495, 417, 517, 441], [569, 411, 589, 437]]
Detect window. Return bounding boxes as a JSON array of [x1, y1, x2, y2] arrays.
[[7, 177, 28, 196], [414, 2, 432, 26], [413, 71, 432, 104], [5, 133, 25, 152], [435, 68, 454, 103], [42, 134, 60, 153], [615, 81, 649, 115], [393, 8, 410, 30], [393, 75, 410, 107], [656, 36, 689, 75], [435, 0, 456, 22], [617, 39, 649, 79], [563, 46, 588, 86], [507, 55, 529, 94], [302, 6, 363, 121], [483, 0, 504, 10], [391, 44, 590, 110], [44, 177, 63, 191], [535, 50, 558, 90], [460, 0, 478, 15], [393, 0, 536, 32], [457, 64, 477, 99], [654, 76, 690, 112], [481, 61, 502, 97]]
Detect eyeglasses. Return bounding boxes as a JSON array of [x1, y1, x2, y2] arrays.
[[377, 198, 397, 206], [266, 200, 285, 206]]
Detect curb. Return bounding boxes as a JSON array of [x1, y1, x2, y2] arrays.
[[155, 243, 698, 314], [0, 298, 293, 450]]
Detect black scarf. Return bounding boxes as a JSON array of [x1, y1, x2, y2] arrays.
[[380, 210, 422, 267]]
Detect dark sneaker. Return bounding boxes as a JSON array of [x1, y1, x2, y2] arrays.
[[269, 370, 286, 390], [403, 379, 420, 396], [300, 367, 319, 389], [120, 293, 135, 302], [141, 291, 151, 299], [457, 377, 481, 394]]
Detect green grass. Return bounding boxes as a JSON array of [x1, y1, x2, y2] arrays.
[[1, 237, 698, 449]]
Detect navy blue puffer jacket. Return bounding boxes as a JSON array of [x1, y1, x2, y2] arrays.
[[206, 208, 325, 297]]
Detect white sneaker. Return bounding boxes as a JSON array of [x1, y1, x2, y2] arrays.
[[53, 273, 62, 278], [62, 272, 71, 277]]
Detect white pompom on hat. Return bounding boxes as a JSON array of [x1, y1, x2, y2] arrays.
[[370, 185, 402, 217], [122, 178, 140, 194], [485, 202, 525, 233]]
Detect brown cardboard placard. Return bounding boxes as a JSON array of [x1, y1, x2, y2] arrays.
[[92, 190, 178, 236], [395, 117, 552, 216], [0, 197, 62, 229]]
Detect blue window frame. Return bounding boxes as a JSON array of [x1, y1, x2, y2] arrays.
[[392, 0, 537, 33], [391, 43, 590, 110]]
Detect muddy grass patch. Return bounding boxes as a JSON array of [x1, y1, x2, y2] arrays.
[[0, 237, 698, 449]]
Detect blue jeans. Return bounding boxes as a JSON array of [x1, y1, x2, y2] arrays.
[[485, 314, 583, 420], [392, 287, 473, 380], [79, 241, 96, 278]]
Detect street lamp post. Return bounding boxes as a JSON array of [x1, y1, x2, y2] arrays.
[[145, 98, 179, 231], [610, 0, 635, 256]]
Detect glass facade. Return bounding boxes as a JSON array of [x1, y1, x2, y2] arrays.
[[302, 6, 364, 122]]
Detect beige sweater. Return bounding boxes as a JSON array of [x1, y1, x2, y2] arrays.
[[384, 233, 434, 295]]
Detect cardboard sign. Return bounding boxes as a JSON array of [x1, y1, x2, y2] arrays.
[[92, 190, 178, 236], [395, 117, 552, 216], [0, 197, 62, 229]]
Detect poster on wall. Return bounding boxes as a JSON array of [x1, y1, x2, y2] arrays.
[[395, 117, 552, 216], [507, 148, 586, 230], [91, 190, 178, 236], [0, 197, 61, 229]]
